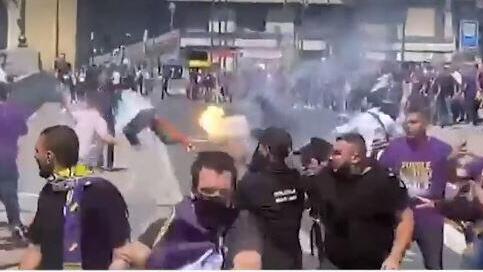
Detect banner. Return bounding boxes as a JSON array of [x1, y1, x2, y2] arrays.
[[459, 20, 479, 50]]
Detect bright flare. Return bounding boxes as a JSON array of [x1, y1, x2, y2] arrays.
[[199, 106, 225, 137]]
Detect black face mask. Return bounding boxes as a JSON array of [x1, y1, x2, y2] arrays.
[[193, 196, 238, 231]]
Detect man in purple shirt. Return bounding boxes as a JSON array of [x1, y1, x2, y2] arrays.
[[379, 105, 455, 269], [0, 83, 28, 242]]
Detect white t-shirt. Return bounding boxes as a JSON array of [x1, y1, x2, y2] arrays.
[[72, 108, 110, 167], [115, 90, 154, 131], [0, 67, 8, 83], [334, 108, 403, 156]]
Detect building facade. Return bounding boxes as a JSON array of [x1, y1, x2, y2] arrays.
[[1, 0, 482, 71], [175, 0, 465, 64]]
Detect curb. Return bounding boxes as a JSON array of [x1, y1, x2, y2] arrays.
[[0, 263, 18, 270]]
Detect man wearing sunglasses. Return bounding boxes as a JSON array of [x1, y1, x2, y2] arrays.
[[109, 151, 262, 270]]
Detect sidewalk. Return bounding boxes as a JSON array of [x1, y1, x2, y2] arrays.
[[429, 123, 483, 156]]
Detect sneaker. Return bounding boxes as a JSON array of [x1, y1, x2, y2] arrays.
[[11, 225, 29, 247]]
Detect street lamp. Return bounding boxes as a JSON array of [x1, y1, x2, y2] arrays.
[[168, 2, 176, 31], [17, 0, 27, 47]]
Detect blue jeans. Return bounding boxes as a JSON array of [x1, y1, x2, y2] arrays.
[[0, 179, 21, 227], [415, 221, 444, 269], [436, 97, 452, 126], [462, 237, 483, 269]]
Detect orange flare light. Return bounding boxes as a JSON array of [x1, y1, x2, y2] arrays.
[[199, 106, 225, 138]]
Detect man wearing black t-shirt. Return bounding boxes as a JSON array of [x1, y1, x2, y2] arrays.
[[309, 133, 413, 269], [435, 67, 457, 126], [237, 127, 305, 269], [19, 125, 130, 270]]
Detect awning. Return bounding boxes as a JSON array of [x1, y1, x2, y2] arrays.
[[239, 48, 282, 59], [189, 60, 211, 68], [211, 49, 237, 58]]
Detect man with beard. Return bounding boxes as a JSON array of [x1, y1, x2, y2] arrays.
[[309, 133, 413, 269], [0, 83, 28, 242], [19, 125, 130, 269], [379, 106, 456, 269], [237, 127, 305, 269], [109, 151, 262, 269]]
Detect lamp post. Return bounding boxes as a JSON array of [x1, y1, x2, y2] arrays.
[[168, 2, 176, 31], [17, 0, 27, 47], [54, 0, 60, 57]]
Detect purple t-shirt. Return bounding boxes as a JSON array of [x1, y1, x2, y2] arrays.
[[0, 102, 28, 180], [379, 137, 452, 226]]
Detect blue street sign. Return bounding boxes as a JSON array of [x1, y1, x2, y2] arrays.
[[460, 20, 479, 50]]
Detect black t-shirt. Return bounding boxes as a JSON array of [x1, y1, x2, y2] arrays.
[[236, 163, 305, 269], [28, 178, 130, 270], [309, 164, 408, 269], [138, 209, 262, 269], [436, 73, 456, 98]]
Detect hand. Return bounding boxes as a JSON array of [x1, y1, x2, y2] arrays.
[[186, 143, 195, 152], [381, 253, 401, 270], [415, 196, 435, 209], [449, 141, 468, 159]]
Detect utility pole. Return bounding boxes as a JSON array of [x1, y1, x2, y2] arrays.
[[168, 2, 176, 31], [210, 0, 214, 61], [55, 0, 60, 57], [17, 0, 27, 47], [401, 21, 406, 62]]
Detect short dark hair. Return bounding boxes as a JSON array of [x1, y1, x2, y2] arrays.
[[336, 133, 367, 156], [406, 104, 431, 120], [191, 151, 237, 190], [299, 137, 332, 165], [40, 125, 79, 168], [253, 127, 292, 162]]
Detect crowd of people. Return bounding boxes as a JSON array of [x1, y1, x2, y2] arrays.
[[186, 68, 233, 104], [286, 60, 483, 128], [400, 62, 483, 127], [2, 50, 483, 270], [54, 53, 171, 105], [7, 103, 483, 270]]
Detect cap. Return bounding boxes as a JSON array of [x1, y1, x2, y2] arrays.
[[296, 137, 333, 164], [251, 127, 292, 150]]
